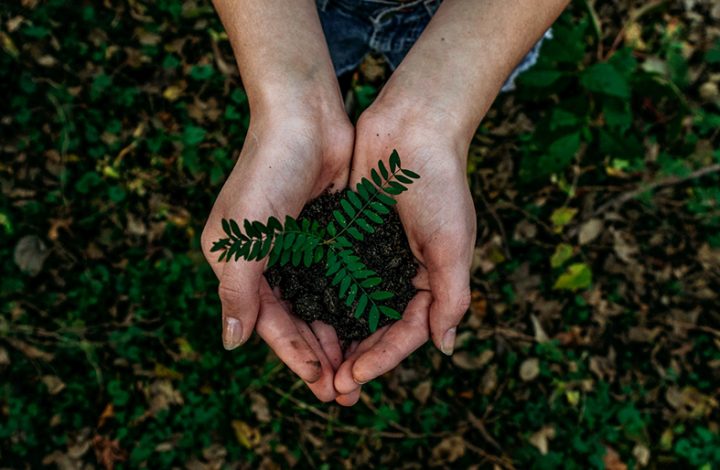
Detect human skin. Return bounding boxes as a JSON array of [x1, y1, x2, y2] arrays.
[[203, 0, 569, 406], [333, 0, 570, 404], [201, 0, 356, 403]]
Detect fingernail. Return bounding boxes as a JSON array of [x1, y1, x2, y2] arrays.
[[223, 317, 243, 350], [441, 327, 456, 356], [353, 377, 367, 385]]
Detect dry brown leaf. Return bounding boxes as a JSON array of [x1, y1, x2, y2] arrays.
[[578, 218, 603, 245], [519, 358, 540, 382], [413, 380, 432, 405], [529, 426, 556, 455], [603, 446, 627, 470], [250, 392, 271, 423], [431, 435, 466, 464], [42, 375, 66, 395], [14, 234, 49, 276], [452, 349, 494, 371]]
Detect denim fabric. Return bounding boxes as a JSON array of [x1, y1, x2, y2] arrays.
[[317, 0, 552, 91]]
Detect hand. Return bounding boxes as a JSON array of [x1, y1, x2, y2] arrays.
[[334, 102, 476, 402], [201, 102, 356, 402]]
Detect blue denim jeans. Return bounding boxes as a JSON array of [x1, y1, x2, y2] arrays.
[[317, 0, 551, 91]]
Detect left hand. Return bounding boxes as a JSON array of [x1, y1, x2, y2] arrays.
[[333, 99, 477, 403]]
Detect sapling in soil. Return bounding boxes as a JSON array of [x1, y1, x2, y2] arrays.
[[211, 150, 419, 340]]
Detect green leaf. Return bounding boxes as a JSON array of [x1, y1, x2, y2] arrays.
[[347, 227, 364, 241], [553, 263, 593, 291], [550, 207, 578, 233], [267, 216, 282, 232], [369, 305, 380, 332], [356, 182, 369, 201], [370, 201, 390, 215], [259, 234, 273, 259], [314, 246, 323, 263], [210, 239, 229, 252], [580, 62, 631, 99], [356, 218, 375, 233], [355, 295, 368, 318], [335, 236, 352, 248], [244, 219, 260, 238], [218, 250, 226, 262], [327, 221, 337, 237], [303, 245, 313, 267], [347, 191, 362, 209], [396, 174, 413, 184], [341, 199, 356, 218], [292, 233, 307, 252], [401, 168, 420, 179], [378, 160, 389, 179], [364, 210, 383, 224], [370, 291, 393, 301], [379, 306, 401, 319], [283, 233, 296, 250], [333, 210, 348, 227], [376, 192, 397, 206], [332, 269, 346, 286], [222, 219, 231, 237], [389, 150, 400, 172], [345, 284, 358, 306], [550, 243, 574, 268], [291, 248, 302, 266], [371, 169, 382, 186], [280, 247, 292, 266], [249, 240, 261, 260], [230, 219, 243, 239], [339, 276, 351, 297], [182, 125, 206, 146], [361, 277, 382, 288]]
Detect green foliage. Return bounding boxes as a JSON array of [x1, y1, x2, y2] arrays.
[[211, 151, 418, 331]]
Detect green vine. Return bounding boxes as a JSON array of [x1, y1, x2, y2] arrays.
[[211, 150, 420, 331]]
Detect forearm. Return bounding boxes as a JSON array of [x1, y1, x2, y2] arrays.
[[375, 0, 569, 143], [212, 0, 343, 117]]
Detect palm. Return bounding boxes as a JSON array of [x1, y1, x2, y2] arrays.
[[202, 118, 353, 402]]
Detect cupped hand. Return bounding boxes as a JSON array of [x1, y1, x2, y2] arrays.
[[201, 105, 357, 402], [334, 106, 476, 401]]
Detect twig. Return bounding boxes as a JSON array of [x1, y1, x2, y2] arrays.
[[477, 188, 511, 260], [592, 164, 720, 217]]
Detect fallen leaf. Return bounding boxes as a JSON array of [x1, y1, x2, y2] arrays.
[[453, 349, 494, 371], [550, 207, 578, 233], [14, 234, 50, 276], [632, 444, 650, 467], [42, 375, 66, 395], [603, 446, 627, 470], [519, 358, 540, 382], [530, 314, 550, 343], [413, 380, 432, 405], [578, 218, 603, 245], [553, 263, 593, 291], [250, 392, 271, 423], [529, 426, 556, 455], [431, 435, 466, 464], [232, 420, 261, 449], [550, 243, 574, 268]]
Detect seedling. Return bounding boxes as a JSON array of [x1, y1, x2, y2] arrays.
[[211, 150, 419, 331]]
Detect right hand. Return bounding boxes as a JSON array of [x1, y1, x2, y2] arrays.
[[201, 102, 358, 403]]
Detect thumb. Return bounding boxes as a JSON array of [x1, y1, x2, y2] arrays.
[[427, 261, 471, 356], [218, 259, 265, 350]]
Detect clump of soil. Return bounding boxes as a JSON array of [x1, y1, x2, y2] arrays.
[[266, 191, 417, 342]]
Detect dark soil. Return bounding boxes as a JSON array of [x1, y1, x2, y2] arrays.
[[266, 191, 418, 342]]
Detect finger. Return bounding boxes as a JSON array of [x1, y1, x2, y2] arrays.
[[256, 281, 323, 384], [334, 328, 388, 395], [427, 262, 472, 356], [412, 265, 430, 290], [218, 259, 265, 350], [351, 291, 431, 384], [335, 388, 361, 407], [291, 317, 337, 402], [310, 321, 343, 370]]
